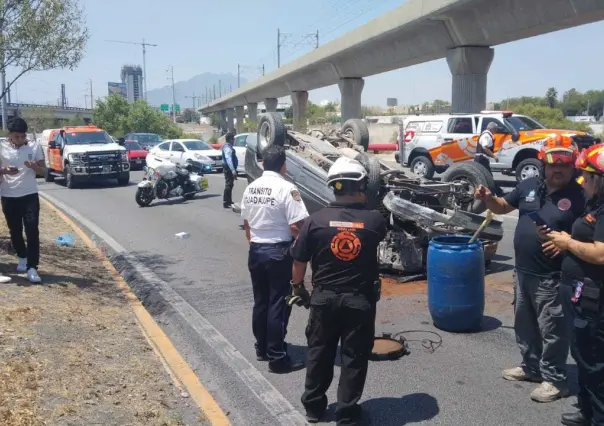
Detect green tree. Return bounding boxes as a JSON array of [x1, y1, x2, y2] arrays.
[[360, 105, 382, 118], [514, 104, 591, 132], [92, 94, 131, 135], [92, 94, 182, 138], [561, 88, 586, 116], [545, 87, 558, 109], [182, 108, 200, 123], [283, 106, 293, 119], [65, 113, 86, 126], [323, 102, 338, 113], [0, 0, 89, 100]]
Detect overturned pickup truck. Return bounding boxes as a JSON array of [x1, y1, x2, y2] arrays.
[[239, 113, 504, 274]]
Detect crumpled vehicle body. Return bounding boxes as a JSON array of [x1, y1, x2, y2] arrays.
[[240, 114, 503, 275]]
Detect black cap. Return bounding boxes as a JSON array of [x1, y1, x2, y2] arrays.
[[8, 117, 28, 133], [225, 131, 235, 142]]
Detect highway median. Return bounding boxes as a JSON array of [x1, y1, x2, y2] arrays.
[[0, 200, 209, 426]]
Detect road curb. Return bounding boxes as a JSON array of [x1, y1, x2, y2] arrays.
[[39, 195, 232, 426]]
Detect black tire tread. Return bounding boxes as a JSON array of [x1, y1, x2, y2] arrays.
[[257, 113, 286, 152], [342, 119, 370, 152], [354, 152, 381, 209]]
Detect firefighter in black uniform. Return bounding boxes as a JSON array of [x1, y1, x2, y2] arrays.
[[288, 156, 387, 425], [546, 142, 604, 426]]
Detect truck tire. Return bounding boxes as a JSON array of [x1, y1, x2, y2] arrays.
[[409, 155, 435, 179], [117, 173, 130, 186], [64, 165, 76, 189], [44, 167, 54, 182], [515, 158, 542, 182], [341, 119, 370, 152], [441, 162, 489, 213], [355, 152, 382, 209], [257, 113, 286, 153], [463, 162, 497, 214]]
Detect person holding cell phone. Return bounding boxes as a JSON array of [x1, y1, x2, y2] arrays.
[[0, 117, 45, 283], [474, 134, 585, 403], [543, 143, 604, 425]]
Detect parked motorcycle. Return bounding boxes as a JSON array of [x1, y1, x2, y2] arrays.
[[135, 154, 210, 207]]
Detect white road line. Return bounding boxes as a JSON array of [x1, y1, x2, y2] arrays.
[[39, 191, 309, 426]]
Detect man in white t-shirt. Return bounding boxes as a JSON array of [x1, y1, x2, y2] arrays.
[[0, 118, 45, 283], [240, 145, 309, 374]]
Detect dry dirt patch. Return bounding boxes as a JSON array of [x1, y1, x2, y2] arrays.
[[0, 202, 205, 426]]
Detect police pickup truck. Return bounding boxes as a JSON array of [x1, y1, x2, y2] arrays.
[[45, 125, 130, 188]]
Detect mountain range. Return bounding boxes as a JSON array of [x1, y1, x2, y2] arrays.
[[145, 72, 247, 110]]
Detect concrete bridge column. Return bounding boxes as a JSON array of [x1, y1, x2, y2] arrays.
[[338, 78, 364, 122], [264, 98, 278, 112], [247, 102, 258, 123], [235, 106, 245, 133], [446, 46, 494, 114], [291, 91, 308, 132], [226, 108, 235, 132], [219, 110, 227, 131]]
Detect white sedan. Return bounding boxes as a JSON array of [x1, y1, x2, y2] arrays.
[[150, 139, 223, 172], [233, 132, 257, 175]]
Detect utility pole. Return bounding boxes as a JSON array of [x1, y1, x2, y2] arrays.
[[219, 80, 222, 97], [185, 93, 200, 109], [89, 79, 93, 108], [262, 64, 265, 76], [213, 85, 216, 101], [167, 66, 176, 123], [277, 28, 281, 68], [316, 30, 319, 48], [237, 64, 240, 88], [105, 39, 158, 100], [205, 87, 209, 104]]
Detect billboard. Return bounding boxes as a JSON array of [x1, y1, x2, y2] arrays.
[[386, 98, 398, 107], [108, 82, 127, 98]]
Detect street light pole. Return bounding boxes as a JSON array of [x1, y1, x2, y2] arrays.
[[168, 65, 176, 123]]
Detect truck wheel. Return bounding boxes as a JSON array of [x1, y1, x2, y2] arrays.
[[355, 152, 382, 209], [44, 167, 54, 182], [341, 119, 370, 152], [463, 162, 498, 214], [515, 158, 542, 182], [441, 163, 489, 213], [117, 173, 130, 186], [257, 113, 286, 153], [64, 165, 76, 189], [409, 155, 435, 179]]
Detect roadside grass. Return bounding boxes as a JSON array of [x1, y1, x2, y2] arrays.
[[0, 203, 204, 426]]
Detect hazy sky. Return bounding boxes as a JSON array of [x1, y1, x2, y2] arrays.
[[10, 0, 604, 108]]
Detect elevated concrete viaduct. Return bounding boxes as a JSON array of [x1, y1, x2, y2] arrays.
[[201, 0, 604, 132]]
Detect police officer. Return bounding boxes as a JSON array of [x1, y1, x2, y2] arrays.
[[240, 145, 309, 373], [475, 134, 585, 403], [545, 142, 604, 425], [475, 122, 498, 173], [290, 156, 387, 425], [221, 131, 238, 208]]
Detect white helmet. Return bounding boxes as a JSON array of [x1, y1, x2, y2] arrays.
[[326, 157, 367, 186]]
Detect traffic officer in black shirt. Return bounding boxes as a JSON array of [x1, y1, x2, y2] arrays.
[[475, 134, 584, 403], [289, 156, 387, 425], [545, 142, 604, 425]]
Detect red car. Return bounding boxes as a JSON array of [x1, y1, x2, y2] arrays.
[[125, 140, 148, 170]]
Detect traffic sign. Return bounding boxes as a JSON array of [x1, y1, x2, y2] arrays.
[[160, 104, 169, 112], [174, 104, 180, 113]]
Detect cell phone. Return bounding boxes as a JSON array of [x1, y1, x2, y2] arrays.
[[527, 211, 549, 228]]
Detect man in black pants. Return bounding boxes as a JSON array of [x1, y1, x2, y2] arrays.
[[290, 156, 387, 425], [221, 131, 238, 208], [0, 118, 45, 283]]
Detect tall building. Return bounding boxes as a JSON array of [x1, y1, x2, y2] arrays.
[[120, 65, 143, 103]]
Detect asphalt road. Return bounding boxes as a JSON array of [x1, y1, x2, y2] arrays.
[[38, 169, 577, 426]]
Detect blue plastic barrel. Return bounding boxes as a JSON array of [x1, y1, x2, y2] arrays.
[[427, 235, 485, 332]]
